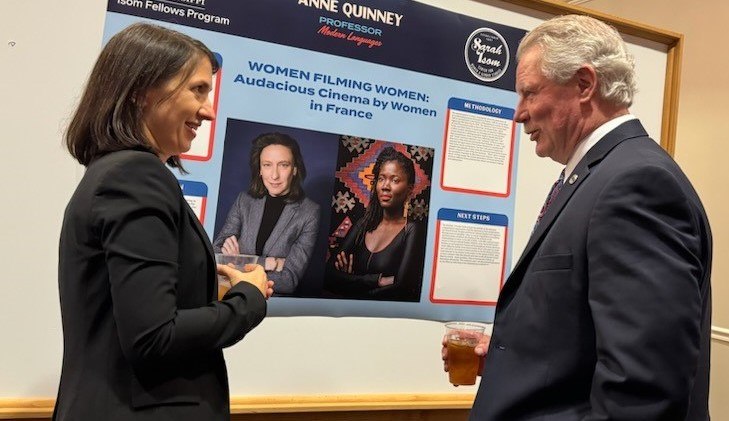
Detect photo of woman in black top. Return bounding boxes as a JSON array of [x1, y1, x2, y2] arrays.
[[325, 146, 426, 301]]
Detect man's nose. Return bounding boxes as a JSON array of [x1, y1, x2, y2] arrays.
[[514, 101, 527, 123]]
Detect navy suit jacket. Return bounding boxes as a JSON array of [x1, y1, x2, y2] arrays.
[[55, 149, 267, 421], [471, 120, 712, 420]]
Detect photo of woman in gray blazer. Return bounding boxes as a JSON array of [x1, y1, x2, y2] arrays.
[[213, 133, 320, 295]]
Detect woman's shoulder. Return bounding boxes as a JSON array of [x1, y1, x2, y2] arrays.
[[83, 150, 183, 214], [89, 149, 164, 175], [234, 191, 258, 204], [404, 220, 426, 236], [298, 196, 321, 212], [88, 149, 174, 185], [93, 148, 159, 165]]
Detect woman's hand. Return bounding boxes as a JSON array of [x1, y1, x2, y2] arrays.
[[264, 257, 286, 272], [334, 251, 354, 273], [217, 263, 274, 299], [378, 275, 394, 287], [221, 235, 240, 255], [274, 257, 285, 272]]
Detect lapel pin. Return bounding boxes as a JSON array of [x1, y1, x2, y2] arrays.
[[568, 174, 579, 184]]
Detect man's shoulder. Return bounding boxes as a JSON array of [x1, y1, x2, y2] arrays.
[[608, 134, 676, 170]]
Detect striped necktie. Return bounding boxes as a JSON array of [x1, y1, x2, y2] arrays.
[[533, 169, 565, 231]]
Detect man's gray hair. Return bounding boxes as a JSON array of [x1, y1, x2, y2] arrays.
[[517, 14, 637, 107]]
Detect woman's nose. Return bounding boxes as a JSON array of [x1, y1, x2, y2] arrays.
[[200, 98, 216, 121]]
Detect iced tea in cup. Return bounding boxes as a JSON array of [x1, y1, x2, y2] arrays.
[[445, 322, 486, 386], [215, 253, 259, 300]]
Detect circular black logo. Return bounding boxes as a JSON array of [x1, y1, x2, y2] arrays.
[[465, 28, 510, 82]]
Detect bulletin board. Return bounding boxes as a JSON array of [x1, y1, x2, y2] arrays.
[[0, 0, 682, 417]]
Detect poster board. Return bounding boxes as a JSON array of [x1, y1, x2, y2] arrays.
[[0, 0, 682, 416]]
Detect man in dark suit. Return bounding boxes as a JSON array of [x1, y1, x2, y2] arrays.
[[454, 15, 712, 420]]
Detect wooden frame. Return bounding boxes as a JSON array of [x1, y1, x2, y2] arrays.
[[0, 1, 682, 419], [1, 394, 475, 419]]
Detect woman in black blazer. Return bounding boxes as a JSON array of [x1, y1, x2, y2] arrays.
[[54, 23, 272, 421]]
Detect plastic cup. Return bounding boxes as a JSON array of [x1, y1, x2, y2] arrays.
[[215, 253, 258, 299], [445, 321, 486, 386]]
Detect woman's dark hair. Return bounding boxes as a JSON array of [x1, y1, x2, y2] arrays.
[[248, 132, 307, 202], [360, 146, 416, 236], [65, 23, 219, 171]]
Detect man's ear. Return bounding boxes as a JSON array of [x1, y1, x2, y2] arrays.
[[575, 65, 598, 102]]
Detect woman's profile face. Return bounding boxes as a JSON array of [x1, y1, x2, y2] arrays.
[[376, 160, 412, 210], [260, 144, 296, 197], [140, 56, 215, 162]]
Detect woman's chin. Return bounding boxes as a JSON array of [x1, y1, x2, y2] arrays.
[[268, 189, 289, 197], [380, 201, 404, 210]]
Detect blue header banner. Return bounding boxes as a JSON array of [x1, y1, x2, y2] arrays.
[[107, 0, 522, 91], [179, 180, 208, 196], [437, 208, 509, 227], [447, 97, 515, 120]]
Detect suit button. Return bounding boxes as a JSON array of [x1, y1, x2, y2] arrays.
[[496, 345, 506, 350]]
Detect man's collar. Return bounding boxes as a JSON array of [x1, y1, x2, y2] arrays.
[[564, 114, 637, 179]]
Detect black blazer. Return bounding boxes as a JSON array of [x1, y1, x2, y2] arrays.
[[54, 149, 267, 421], [471, 120, 712, 420]]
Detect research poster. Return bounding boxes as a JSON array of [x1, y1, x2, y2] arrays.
[[103, 0, 527, 322]]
